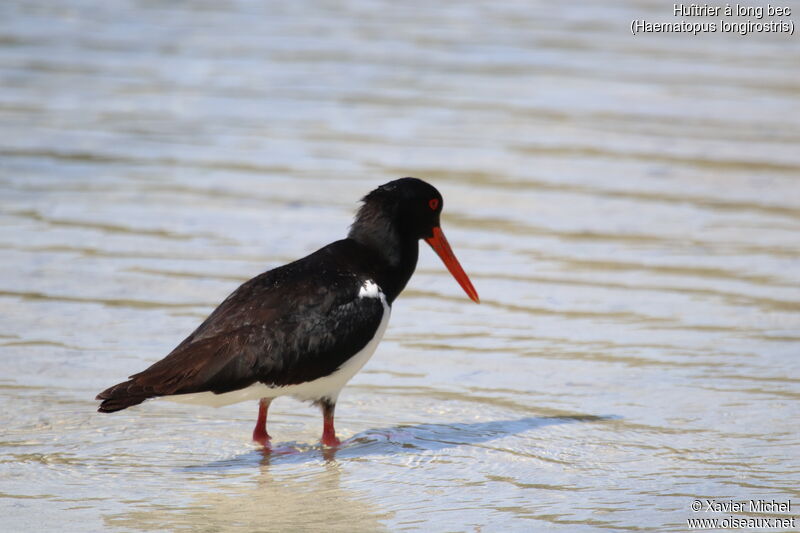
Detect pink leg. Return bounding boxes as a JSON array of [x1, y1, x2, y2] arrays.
[[252, 398, 272, 446], [320, 399, 341, 447]]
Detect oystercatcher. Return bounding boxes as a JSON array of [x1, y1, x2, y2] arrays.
[[96, 177, 479, 447]]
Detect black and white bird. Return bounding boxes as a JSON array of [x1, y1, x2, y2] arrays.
[[96, 177, 479, 447]]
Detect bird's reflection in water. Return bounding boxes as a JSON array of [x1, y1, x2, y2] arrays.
[[104, 444, 390, 532], [253, 413, 614, 465], [258, 441, 338, 465], [104, 415, 611, 531]]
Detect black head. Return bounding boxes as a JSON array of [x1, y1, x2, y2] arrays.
[[348, 177, 479, 303], [351, 177, 443, 243]]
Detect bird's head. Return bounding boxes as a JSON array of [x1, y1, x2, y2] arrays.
[[350, 177, 479, 303]]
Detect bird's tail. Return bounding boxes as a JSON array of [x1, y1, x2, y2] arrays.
[[95, 380, 156, 413], [95, 334, 244, 413]]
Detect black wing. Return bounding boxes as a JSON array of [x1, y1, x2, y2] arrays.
[[96, 241, 386, 412]]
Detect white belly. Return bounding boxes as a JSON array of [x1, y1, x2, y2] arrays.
[[167, 289, 391, 407]]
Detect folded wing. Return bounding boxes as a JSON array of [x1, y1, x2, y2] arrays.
[[96, 249, 385, 412]]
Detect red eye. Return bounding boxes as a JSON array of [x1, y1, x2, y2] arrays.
[[429, 198, 439, 210]]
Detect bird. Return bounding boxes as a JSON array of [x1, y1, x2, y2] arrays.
[[96, 177, 479, 447]]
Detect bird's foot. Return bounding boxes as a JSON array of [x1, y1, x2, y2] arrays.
[[252, 428, 272, 447], [321, 433, 341, 447]]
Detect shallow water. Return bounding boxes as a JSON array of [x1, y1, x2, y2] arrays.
[[1, 0, 799, 531]]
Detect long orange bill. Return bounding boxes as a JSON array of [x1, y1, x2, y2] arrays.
[[424, 226, 480, 303]]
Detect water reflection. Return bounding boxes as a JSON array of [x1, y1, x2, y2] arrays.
[[105, 416, 612, 531], [105, 458, 390, 533], [189, 415, 615, 469]]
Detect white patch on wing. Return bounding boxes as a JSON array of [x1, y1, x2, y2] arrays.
[[358, 279, 381, 299], [168, 282, 390, 407]]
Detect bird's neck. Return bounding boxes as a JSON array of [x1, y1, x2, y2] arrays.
[[348, 219, 419, 304]]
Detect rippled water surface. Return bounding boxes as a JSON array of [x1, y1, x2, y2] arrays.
[[2, 1, 799, 531]]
